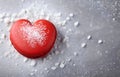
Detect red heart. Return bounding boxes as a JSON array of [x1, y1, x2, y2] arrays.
[[10, 19, 57, 58]]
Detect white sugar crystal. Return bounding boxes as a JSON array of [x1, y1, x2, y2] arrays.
[[66, 17, 70, 21], [23, 58, 28, 62], [62, 20, 67, 26], [51, 66, 57, 70], [30, 72, 34, 76], [60, 62, 65, 68], [74, 21, 79, 27], [74, 52, 78, 56], [81, 43, 87, 48], [4, 18, 10, 24], [55, 12, 62, 17], [66, 58, 71, 62], [0, 40, 2, 44], [4, 51, 11, 57], [0, 13, 5, 18], [55, 62, 60, 66], [44, 68, 48, 71], [30, 60, 37, 67], [87, 35, 92, 40], [73, 63, 76, 66], [21, 0, 25, 2], [69, 13, 74, 17], [0, 33, 6, 39], [98, 40, 103, 44]]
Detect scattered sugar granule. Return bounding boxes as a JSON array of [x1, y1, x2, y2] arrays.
[[98, 40, 103, 44], [0, 33, 6, 39], [23, 58, 28, 62], [44, 68, 48, 71], [51, 66, 57, 70], [69, 13, 74, 17], [66, 17, 70, 20], [81, 43, 87, 48], [73, 52, 78, 56], [55, 62, 60, 66], [73, 63, 76, 66], [74, 21, 79, 27], [87, 35, 92, 40], [60, 62, 65, 68], [30, 60, 37, 67], [4, 18, 10, 24], [30, 72, 34, 76], [66, 58, 71, 62], [21, 22, 47, 48]]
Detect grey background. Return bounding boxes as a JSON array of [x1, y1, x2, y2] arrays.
[[0, 0, 120, 77]]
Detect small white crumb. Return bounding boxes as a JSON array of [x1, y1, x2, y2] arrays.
[[4, 18, 10, 24], [87, 35, 92, 40], [6, 13, 10, 17], [55, 62, 60, 66], [51, 66, 57, 70], [81, 43, 87, 48], [66, 58, 71, 62], [30, 60, 37, 67], [34, 69, 38, 72], [45, 15, 50, 20], [73, 63, 76, 66], [4, 51, 11, 57], [21, 0, 25, 2], [62, 20, 67, 26], [23, 58, 28, 62], [74, 21, 79, 27], [0, 40, 2, 44], [44, 68, 48, 71], [66, 17, 70, 21], [55, 12, 62, 17], [55, 50, 60, 55], [73, 52, 78, 56], [30, 72, 34, 76], [112, 18, 116, 21], [0, 33, 6, 39], [0, 13, 5, 18], [69, 13, 74, 17], [60, 62, 65, 68], [98, 40, 103, 44]]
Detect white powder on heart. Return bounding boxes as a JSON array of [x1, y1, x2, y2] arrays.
[[21, 25, 47, 48]]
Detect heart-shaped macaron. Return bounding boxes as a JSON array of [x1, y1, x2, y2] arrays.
[[10, 19, 57, 58]]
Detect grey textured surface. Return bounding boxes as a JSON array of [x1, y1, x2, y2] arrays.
[[0, 0, 120, 77]]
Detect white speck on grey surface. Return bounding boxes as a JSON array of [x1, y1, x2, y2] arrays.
[[87, 35, 92, 40], [4, 18, 10, 24], [23, 58, 28, 62], [30, 72, 34, 76], [44, 67, 48, 71], [73, 52, 78, 56], [74, 21, 79, 27], [55, 62, 60, 66], [51, 66, 57, 70], [69, 13, 74, 17], [81, 43, 87, 48], [60, 62, 65, 68], [66, 17, 71, 21], [66, 58, 71, 62], [98, 40, 103, 44], [30, 60, 37, 67], [73, 63, 76, 66], [112, 18, 116, 21], [0, 33, 6, 39]]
